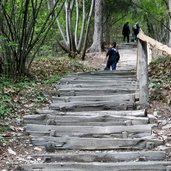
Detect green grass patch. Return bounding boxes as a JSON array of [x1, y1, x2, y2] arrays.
[[0, 125, 9, 133]]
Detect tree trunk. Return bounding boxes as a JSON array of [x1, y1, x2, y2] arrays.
[[104, 18, 111, 45], [168, 0, 171, 46], [81, 0, 95, 60], [77, 0, 86, 53], [87, 0, 102, 53], [0, 2, 4, 74]]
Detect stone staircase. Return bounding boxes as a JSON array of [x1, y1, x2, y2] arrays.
[[16, 70, 171, 171]]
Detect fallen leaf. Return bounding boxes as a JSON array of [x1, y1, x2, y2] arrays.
[[7, 147, 16, 155], [34, 147, 42, 152]]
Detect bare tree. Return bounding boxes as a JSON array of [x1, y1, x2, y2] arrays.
[[164, 0, 171, 46], [87, 0, 103, 53], [0, 1, 3, 74], [1, 0, 63, 77], [48, 0, 95, 59]]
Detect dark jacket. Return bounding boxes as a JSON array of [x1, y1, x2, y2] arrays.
[[133, 23, 140, 35], [106, 48, 120, 63], [122, 23, 130, 35]]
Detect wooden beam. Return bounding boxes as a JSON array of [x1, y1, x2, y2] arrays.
[[18, 161, 171, 171], [137, 32, 171, 57], [137, 39, 148, 107]]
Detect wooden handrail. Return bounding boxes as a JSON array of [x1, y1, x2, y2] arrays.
[[138, 32, 171, 56], [137, 31, 171, 107], [137, 31, 171, 108]]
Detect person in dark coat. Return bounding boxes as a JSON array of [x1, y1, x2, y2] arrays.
[[133, 22, 140, 41], [104, 42, 120, 71], [122, 22, 130, 43]]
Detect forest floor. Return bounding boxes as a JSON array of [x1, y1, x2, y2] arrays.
[[0, 46, 171, 170], [0, 54, 102, 171]]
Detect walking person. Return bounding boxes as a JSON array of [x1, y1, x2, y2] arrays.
[[104, 42, 120, 71], [133, 22, 140, 41], [122, 22, 130, 43]]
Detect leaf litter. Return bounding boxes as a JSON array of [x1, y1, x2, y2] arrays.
[[0, 56, 96, 170]]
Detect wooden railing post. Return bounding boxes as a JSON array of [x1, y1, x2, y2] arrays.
[[137, 39, 149, 108]]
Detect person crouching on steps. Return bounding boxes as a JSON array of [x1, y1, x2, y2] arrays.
[[104, 42, 120, 70]]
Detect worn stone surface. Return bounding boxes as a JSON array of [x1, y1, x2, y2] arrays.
[[17, 161, 171, 171], [24, 113, 149, 126], [31, 136, 163, 150], [31, 151, 166, 162]]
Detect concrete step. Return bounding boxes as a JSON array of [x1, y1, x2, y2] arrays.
[[26, 124, 153, 138], [24, 114, 149, 126], [32, 109, 147, 117], [61, 76, 136, 81], [31, 136, 163, 151], [69, 70, 136, 76], [16, 161, 171, 171], [58, 82, 137, 90], [50, 100, 137, 111], [59, 79, 136, 85], [57, 88, 137, 97], [31, 151, 166, 163], [52, 94, 137, 102], [57, 87, 138, 96]]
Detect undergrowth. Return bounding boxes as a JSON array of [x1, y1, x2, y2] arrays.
[[0, 56, 94, 144], [0, 56, 94, 119], [148, 56, 171, 104]]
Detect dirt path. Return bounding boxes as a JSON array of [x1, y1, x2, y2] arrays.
[[83, 43, 137, 71]]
